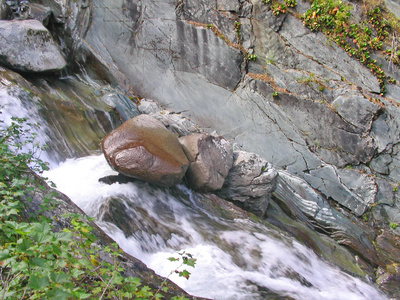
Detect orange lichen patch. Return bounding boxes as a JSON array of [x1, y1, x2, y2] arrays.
[[369, 97, 386, 109], [229, 42, 246, 53], [247, 73, 275, 83], [247, 73, 289, 95]]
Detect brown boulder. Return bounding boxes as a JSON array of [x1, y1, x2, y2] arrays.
[[102, 115, 189, 187], [179, 133, 233, 192]]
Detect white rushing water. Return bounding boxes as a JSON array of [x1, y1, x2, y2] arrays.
[[44, 155, 386, 300]]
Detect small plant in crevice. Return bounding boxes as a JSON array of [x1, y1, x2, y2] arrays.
[[234, 21, 241, 41], [272, 91, 278, 97], [389, 222, 398, 230], [247, 53, 258, 61], [262, 0, 297, 16], [271, 2, 288, 15]]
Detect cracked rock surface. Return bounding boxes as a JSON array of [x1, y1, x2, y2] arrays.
[[217, 150, 278, 217], [72, 0, 400, 238], [0, 19, 66, 72], [179, 133, 233, 192]]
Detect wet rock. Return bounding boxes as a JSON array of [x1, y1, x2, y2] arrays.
[[32, 0, 68, 23], [370, 154, 392, 175], [179, 133, 233, 192], [375, 178, 395, 207], [101, 92, 140, 122], [28, 3, 51, 26], [274, 171, 380, 266], [217, 151, 278, 217], [376, 265, 400, 299], [0, 19, 66, 72], [376, 231, 400, 264], [0, 0, 10, 19], [102, 114, 189, 187]]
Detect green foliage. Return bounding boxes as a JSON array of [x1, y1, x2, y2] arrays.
[[262, 0, 297, 15], [247, 53, 257, 61], [0, 117, 194, 299], [389, 222, 398, 230], [234, 21, 241, 40], [167, 252, 196, 281], [263, 0, 400, 95], [272, 91, 278, 97], [301, 1, 393, 95]]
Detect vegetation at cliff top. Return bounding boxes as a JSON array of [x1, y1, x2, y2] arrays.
[[262, 0, 400, 95], [0, 117, 193, 299]]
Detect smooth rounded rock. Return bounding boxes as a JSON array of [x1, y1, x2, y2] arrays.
[[179, 133, 233, 192], [102, 115, 189, 187]]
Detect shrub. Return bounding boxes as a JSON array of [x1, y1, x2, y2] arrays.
[[0, 117, 192, 299]]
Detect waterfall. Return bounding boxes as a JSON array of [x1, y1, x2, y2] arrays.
[[44, 155, 386, 300]]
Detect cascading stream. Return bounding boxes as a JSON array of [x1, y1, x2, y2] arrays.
[[44, 155, 386, 300], [1, 74, 387, 299]]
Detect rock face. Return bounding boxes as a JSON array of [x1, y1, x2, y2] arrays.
[[138, 99, 200, 136], [0, 19, 66, 72], [5, 0, 400, 296], [217, 150, 278, 217], [179, 133, 233, 192], [102, 114, 189, 187]]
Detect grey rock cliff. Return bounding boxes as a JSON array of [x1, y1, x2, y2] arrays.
[[73, 0, 397, 222]]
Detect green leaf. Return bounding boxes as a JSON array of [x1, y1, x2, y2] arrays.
[[183, 257, 197, 268], [0, 249, 10, 261], [32, 221, 51, 234], [178, 270, 191, 280], [71, 268, 85, 278], [45, 287, 71, 300], [30, 257, 48, 268], [168, 257, 179, 262], [31, 231, 53, 244], [53, 231, 72, 242], [77, 292, 92, 299], [50, 272, 71, 283], [28, 274, 50, 290]]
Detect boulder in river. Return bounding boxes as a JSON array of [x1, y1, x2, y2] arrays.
[[179, 133, 233, 192], [102, 114, 189, 187], [0, 19, 66, 72], [217, 150, 278, 217]]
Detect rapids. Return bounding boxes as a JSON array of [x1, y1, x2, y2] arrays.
[[44, 155, 386, 300], [1, 73, 386, 299]]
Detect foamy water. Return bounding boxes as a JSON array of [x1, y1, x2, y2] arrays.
[[44, 155, 386, 300]]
